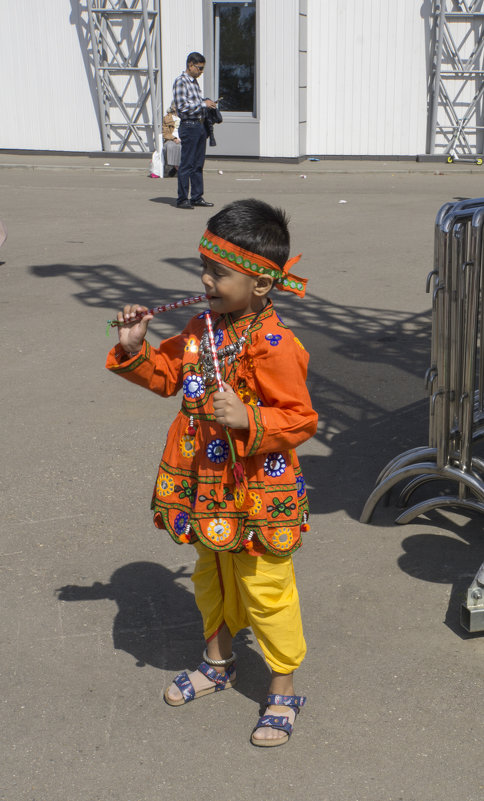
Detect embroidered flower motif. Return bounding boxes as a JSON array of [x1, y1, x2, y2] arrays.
[[214, 328, 224, 347], [248, 491, 262, 517], [184, 336, 199, 354], [176, 479, 197, 503], [179, 434, 195, 459], [157, 473, 174, 497], [206, 438, 229, 463], [296, 475, 306, 497], [268, 496, 296, 518], [293, 336, 305, 350], [272, 527, 294, 550], [183, 373, 205, 399], [197, 488, 229, 511], [236, 385, 259, 406], [264, 453, 286, 477], [234, 486, 245, 510], [206, 518, 232, 543], [174, 511, 189, 536], [265, 333, 282, 346]]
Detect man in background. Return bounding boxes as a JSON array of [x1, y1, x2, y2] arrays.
[[173, 52, 217, 210]]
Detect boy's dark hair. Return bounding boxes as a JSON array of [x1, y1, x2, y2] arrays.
[[186, 52, 205, 67], [206, 199, 290, 268]]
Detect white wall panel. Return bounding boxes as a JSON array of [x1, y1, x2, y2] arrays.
[[306, 0, 428, 156], [160, 0, 204, 115], [259, 0, 300, 158], [0, 0, 101, 151], [0, 0, 204, 153], [0, 0, 432, 157]]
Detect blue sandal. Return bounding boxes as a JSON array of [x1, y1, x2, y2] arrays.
[[251, 693, 306, 747], [163, 657, 237, 706]]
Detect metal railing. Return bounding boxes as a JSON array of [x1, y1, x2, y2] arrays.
[[360, 197, 484, 630]]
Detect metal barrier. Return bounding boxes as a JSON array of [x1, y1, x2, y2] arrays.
[[360, 198, 484, 631]]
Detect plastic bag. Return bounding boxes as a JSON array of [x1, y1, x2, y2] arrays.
[[149, 149, 162, 178]]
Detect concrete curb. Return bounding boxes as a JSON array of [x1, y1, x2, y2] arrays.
[[1, 153, 484, 175]]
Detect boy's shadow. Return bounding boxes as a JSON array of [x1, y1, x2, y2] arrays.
[[56, 561, 268, 703]]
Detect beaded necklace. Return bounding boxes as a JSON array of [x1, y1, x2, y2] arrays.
[[199, 304, 266, 384]]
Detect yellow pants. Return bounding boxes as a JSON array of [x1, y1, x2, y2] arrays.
[[191, 542, 307, 674]]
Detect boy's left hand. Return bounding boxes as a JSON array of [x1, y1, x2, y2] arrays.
[[212, 382, 249, 429]]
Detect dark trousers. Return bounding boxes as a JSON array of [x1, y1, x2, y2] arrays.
[[177, 120, 206, 204]]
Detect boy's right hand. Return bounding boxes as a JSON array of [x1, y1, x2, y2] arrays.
[[116, 304, 153, 355]]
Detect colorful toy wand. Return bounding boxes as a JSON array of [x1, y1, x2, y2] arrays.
[[106, 294, 208, 333], [204, 310, 224, 392]]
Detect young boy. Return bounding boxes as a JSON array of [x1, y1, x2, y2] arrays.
[[106, 199, 318, 746]]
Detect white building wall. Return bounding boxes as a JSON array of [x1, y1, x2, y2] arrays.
[[160, 1, 204, 116], [307, 0, 428, 156], [0, 0, 101, 151], [0, 0, 431, 157], [259, 0, 300, 158]]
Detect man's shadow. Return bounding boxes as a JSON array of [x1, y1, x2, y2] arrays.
[[56, 561, 268, 702], [149, 196, 179, 207]]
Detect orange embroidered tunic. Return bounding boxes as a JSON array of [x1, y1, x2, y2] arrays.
[[106, 301, 318, 556]]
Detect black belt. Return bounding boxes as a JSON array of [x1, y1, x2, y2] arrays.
[[181, 117, 203, 123]]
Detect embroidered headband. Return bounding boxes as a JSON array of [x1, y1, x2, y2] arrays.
[[198, 229, 308, 298]]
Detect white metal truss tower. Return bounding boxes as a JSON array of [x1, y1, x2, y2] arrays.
[[428, 0, 484, 161], [86, 0, 162, 152]]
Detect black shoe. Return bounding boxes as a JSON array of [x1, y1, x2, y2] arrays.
[[176, 200, 194, 210], [167, 167, 177, 177], [191, 198, 214, 207]]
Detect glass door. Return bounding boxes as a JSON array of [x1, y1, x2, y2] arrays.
[[214, 1, 256, 116]]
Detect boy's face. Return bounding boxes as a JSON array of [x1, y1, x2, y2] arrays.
[[200, 255, 265, 320]]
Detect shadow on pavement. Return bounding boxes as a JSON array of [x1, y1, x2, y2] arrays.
[[31, 257, 434, 521], [398, 513, 484, 638], [56, 562, 269, 702], [35, 258, 484, 636], [149, 196, 179, 206]]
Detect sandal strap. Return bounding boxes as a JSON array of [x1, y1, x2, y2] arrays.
[[265, 694, 306, 713], [198, 660, 236, 690], [255, 714, 293, 736], [172, 671, 195, 703]]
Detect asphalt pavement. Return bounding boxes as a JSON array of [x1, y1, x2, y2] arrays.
[[1, 152, 484, 801]]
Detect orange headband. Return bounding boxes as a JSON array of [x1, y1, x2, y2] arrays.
[[198, 230, 308, 298]]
